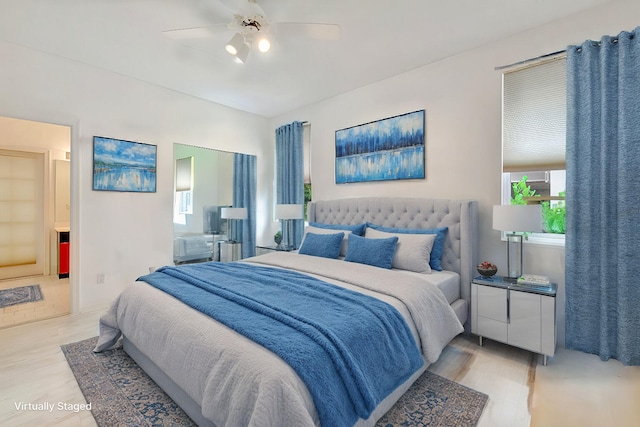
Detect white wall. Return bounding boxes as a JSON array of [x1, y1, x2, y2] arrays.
[[0, 41, 270, 312], [269, 1, 640, 347]]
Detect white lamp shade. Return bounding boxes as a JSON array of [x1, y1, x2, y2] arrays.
[[275, 204, 304, 220], [220, 207, 248, 220], [233, 42, 250, 64], [225, 33, 244, 55], [493, 205, 543, 232]]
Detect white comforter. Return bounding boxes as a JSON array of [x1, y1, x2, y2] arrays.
[[95, 252, 463, 427]]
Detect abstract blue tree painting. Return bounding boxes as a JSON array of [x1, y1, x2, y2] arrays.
[[335, 110, 425, 183], [93, 136, 157, 192]]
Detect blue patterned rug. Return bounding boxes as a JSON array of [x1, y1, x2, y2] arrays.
[[62, 337, 488, 427], [0, 284, 43, 308]]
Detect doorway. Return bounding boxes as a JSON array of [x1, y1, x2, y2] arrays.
[[0, 116, 71, 329]]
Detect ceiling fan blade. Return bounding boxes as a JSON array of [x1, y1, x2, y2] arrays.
[[272, 23, 341, 41], [219, 0, 248, 10], [162, 24, 229, 40]]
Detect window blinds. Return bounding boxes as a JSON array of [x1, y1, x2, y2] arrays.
[[0, 151, 43, 276], [175, 156, 193, 192], [503, 58, 567, 172]]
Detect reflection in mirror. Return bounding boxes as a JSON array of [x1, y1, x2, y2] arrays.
[[173, 144, 256, 264]]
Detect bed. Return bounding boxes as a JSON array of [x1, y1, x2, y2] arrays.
[[95, 197, 478, 427]]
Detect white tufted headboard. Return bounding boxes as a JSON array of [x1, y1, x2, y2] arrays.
[[308, 197, 479, 315]]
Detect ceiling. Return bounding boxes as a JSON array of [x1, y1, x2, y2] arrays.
[[0, 0, 613, 118]]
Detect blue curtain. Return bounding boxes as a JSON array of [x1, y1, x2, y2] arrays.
[[233, 153, 257, 259], [276, 121, 304, 249], [565, 27, 640, 365]]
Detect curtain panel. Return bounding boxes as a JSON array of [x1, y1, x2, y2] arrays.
[[565, 27, 640, 365], [233, 153, 257, 259], [276, 121, 305, 248]]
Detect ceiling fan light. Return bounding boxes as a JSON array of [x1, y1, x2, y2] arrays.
[[225, 32, 244, 56], [234, 42, 250, 64], [257, 37, 270, 53]]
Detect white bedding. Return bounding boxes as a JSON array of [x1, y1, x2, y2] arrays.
[[95, 252, 463, 427], [395, 269, 461, 304]]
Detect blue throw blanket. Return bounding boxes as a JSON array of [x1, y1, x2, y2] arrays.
[[139, 262, 424, 427]]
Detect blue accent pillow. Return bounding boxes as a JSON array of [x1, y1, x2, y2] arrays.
[[298, 232, 345, 259], [344, 234, 398, 269], [365, 223, 449, 271], [308, 222, 366, 236]]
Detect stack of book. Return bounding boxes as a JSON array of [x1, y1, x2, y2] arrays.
[[517, 274, 551, 288]]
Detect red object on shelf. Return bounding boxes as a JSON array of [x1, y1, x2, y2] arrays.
[[59, 231, 70, 278]]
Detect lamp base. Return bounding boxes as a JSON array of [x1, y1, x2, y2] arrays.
[[506, 233, 523, 279]]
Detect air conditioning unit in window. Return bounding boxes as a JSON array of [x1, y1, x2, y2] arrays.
[[509, 171, 550, 198], [510, 170, 548, 183]]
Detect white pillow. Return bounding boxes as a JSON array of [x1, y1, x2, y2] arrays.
[[303, 226, 352, 257], [365, 227, 436, 273]]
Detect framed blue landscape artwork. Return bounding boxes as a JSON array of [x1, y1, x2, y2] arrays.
[[93, 136, 157, 192], [335, 110, 425, 183]]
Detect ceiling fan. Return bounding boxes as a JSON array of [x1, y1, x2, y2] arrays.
[[162, 0, 341, 64]]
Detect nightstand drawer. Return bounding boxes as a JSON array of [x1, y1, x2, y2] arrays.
[[477, 316, 508, 342], [477, 285, 507, 322]]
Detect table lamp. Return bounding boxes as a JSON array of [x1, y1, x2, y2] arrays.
[[492, 204, 543, 281], [275, 204, 304, 249], [220, 207, 248, 243]]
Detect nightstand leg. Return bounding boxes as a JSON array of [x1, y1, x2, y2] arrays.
[[479, 336, 483, 346], [543, 355, 547, 366]]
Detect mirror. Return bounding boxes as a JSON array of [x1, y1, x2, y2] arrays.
[[173, 143, 255, 264]]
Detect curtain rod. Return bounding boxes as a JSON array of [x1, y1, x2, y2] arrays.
[[495, 49, 566, 71]]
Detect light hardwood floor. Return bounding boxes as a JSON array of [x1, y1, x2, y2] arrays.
[[430, 336, 640, 427], [1, 309, 639, 427], [0, 275, 70, 329]]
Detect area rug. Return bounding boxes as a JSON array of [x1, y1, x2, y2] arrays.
[[62, 337, 488, 427], [0, 284, 43, 308]]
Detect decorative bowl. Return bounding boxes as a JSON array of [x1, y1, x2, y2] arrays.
[[477, 267, 498, 277]]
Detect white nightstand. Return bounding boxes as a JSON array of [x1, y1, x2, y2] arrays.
[[218, 241, 242, 262], [255, 245, 295, 255], [471, 275, 557, 365]]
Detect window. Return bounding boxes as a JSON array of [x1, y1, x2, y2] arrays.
[[502, 170, 566, 244], [174, 156, 193, 224], [502, 57, 566, 244], [177, 190, 192, 215]]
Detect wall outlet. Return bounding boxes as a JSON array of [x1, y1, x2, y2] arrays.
[[97, 273, 105, 284]]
